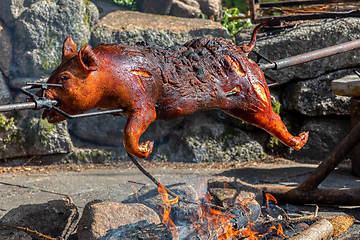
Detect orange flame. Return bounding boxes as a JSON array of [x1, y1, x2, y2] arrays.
[[265, 193, 277, 217], [157, 182, 179, 240], [240, 223, 258, 240], [277, 223, 287, 238], [132, 183, 139, 202], [193, 189, 262, 239], [270, 223, 288, 238], [265, 193, 277, 204]]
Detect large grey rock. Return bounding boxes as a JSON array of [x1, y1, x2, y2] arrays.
[[236, 18, 360, 85], [182, 113, 265, 163], [92, 10, 230, 48], [0, 198, 79, 240], [151, 112, 265, 163], [0, 95, 73, 159], [7, 76, 47, 89], [0, 21, 13, 77], [12, 0, 99, 77], [0, 72, 11, 105], [89, 0, 128, 19], [68, 115, 126, 146], [170, 0, 201, 18], [283, 69, 353, 116], [137, 0, 173, 15], [197, 0, 223, 20], [77, 201, 160, 240], [0, 0, 27, 29], [290, 116, 351, 160]]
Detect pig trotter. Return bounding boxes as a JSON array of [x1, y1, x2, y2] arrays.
[[290, 131, 309, 151], [139, 141, 154, 155], [258, 113, 309, 151]]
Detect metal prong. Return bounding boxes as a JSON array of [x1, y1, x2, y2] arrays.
[[354, 70, 360, 78]]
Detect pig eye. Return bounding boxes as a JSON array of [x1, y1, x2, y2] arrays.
[[60, 75, 70, 81]]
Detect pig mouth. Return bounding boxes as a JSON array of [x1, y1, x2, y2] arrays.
[[42, 101, 67, 123]]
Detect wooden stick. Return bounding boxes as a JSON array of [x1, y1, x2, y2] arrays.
[[127, 153, 179, 200], [288, 218, 334, 240]]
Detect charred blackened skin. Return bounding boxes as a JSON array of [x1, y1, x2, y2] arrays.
[[41, 21, 308, 159]]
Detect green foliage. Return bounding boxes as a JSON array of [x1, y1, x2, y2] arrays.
[[221, 7, 252, 40], [30, 118, 56, 145], [0, 115, 17, 131], [113, 0, 137, 10], [272, 100, 282, 115], [83, 0, 92, 27], [65, 149, 119, 164], [222, 0, 249, 13], [268, 137, 279, 148], [0, 114, 21, 146], [41, 56, 61, 73]]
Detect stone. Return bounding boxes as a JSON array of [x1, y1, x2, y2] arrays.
[[123, 184, 202, 225], [77, 201, 161, 240], [207, 176, 263, 208], [148, 112, 265, 163], [332, 74, 360, 97], [197, 0, 223, 20], [89, 0, 128, 19], [290, 116, 351, 160], [67, 115, 127, 146], [0, 198, 79, 239], [236, 18, 360, 85], [0, 72, 11, 105], [182, 112, 265, 163], [92, 10, 230, 48], [0, 21, 13, 77], [170, 0, 201, 18], [7, 76, 47, 89], [283, 69, 353, 116], [12, 0, 99, 77], [0, 229, 32, 240], [336, 233, 360, 240], [0, 0, 27, 29], [137, 0, 173, 15], [98, 221, 172, 240], [0, 93, 73, 159]]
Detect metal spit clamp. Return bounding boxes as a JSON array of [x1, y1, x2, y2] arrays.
[[21, 82, 62, 110], [0, 82, 125, 118]]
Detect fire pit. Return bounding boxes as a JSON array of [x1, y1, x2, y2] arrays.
[[1, 158, 359, 239]]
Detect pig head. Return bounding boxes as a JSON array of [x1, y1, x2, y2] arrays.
[[42, 22, 308, 159]]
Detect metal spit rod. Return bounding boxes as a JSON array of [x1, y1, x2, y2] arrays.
[[0, 101, 56, 112], [259, 38, 360, 71]]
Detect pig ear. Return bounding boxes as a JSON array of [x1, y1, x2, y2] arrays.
[[78, 44, 99, 72], [62, 37, 77, 62]]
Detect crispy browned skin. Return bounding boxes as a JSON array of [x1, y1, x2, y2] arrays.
[[42, 22, 308, 159]]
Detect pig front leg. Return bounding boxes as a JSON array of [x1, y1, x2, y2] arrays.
[[123, 106, 156, 159]]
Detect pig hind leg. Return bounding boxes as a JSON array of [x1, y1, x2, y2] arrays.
[[224, 108, 308, 151]]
